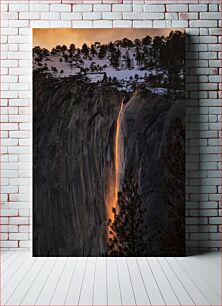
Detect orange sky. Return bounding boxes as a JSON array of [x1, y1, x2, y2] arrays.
[[33, 28, 183, 50]]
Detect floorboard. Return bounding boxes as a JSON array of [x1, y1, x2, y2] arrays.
[[2, 257, 36, 305], [78, 257, 96, 306], [1, 251, 14, 263], [1, 253, 29, 289], [93, 257, 107, 305], [137, 257, 165, 305], [157, 258, 194, 305], [147, 258, 180, 305], [127, 257, 150, 305], [1, 252, 220, 306], [166, 257, 210, 305], [21, 258, 55, 305], [35, 258, 67, 305], [117, 257, 136, 305], [176, 257, 220, 305], [51, 257, 77, 305], [65, 257, 87, 306], [6, 257, 46, 305], [186, 256, 220, 295], [107, 257, 122, 306]]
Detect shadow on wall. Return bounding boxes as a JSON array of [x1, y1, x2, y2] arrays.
[[185, 34, 204, 255]]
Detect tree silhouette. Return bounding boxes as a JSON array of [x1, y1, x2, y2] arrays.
[[107, 172, 148, 256], [98, 45, 106, 59], [110, 49, 121, 69], [154, 117, 185, 256], [91, 44, 97, 57], [125, 50, 132, 69], [69, 43, 76, 53], [82, 43, 89, 57], [142, 35, 152, 46]]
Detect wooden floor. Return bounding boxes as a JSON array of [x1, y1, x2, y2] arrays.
[[1, 251, 220, 306]]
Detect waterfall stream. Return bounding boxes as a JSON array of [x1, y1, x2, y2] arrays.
[[106, 99, 124, 237]]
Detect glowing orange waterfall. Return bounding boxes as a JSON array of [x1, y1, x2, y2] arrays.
[[106, 99, 124, 232]]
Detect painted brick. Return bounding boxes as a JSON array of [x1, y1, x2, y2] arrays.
[[72, 20, 93, 28], [73, 4, 92, 12], [9, 4, 29, 12], [50, 21, 72, 28], [1, 208, 18, 216], [143, 5, 165, 12], [19, 226, 30, 233], [102, 12, 122, 20], [113, 20, 132, 28], [133, 5, 143, 12], [93, 20, 112, 28], [61, 13, 82, 20], [190, 20, 218, 28], [0, 241, 18, 248], [41, 13, 60, 20], [172, 20, 188, 27], [9, 217, 29, 225], [166, 5, 188, 12], [0, 225, 18, 233], [2, 123, 18, 131], [189, 4, 207, 12], [209, 4, 219, 12], [9, 20, 29, 28], [19, 12, 40, 20], [123, 12, 164, 20], [165, 13, 178, 20], [112, 4, 132, 12], [1, 4, 8, 12], [9, 233, 29, 240], [50, 4, 71, 12], [210, 217, 222, 225], [83, 12, 101, 20], [29, 4, 49, 12], [200, 12, 221, 20], [179, 13, 198, 20], [30, 21, 50, 28], [94, 4, 111, 11], [19, 241, 31, 248]]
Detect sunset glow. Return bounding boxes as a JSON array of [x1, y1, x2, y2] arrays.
[[33, 28, 183, 50], [106, 99, 124, 234]]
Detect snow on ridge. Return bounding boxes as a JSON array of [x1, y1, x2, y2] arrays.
[[33, 42, 183, 95]]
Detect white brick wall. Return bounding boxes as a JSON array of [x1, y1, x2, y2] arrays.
[[1, 0, 221, 254]]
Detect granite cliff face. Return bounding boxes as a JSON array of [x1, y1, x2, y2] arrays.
[[33, 73, 184, 256], [118, 92, 185, 255], [33, 74, 123, 256]]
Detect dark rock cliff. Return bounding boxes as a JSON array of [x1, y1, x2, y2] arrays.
[[33, 73, 123, 256], [119, 92, 185, 255], [33, 73, 185, 256]]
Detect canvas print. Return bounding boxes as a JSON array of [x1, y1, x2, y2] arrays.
[[33, 29, 185, 257]]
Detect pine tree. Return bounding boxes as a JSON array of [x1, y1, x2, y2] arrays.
[[135, 47, 143, 67], [142, 35, 152, 46], [134, 38, 141, 46], [82, 43, 89, 57], [107, 172, 148, 256], [61, 45, 67, 52], [125, 50, 132, 69], [69, 44, 76, 52], [103, 72, 108, 82], [55, 45, 62, 54], [98, 45, 106, 59], [110, 49, 120, 69], [91, 45, 97, 57]]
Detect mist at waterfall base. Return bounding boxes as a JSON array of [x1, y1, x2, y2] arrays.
[[33, 29, 185, 257]]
